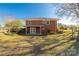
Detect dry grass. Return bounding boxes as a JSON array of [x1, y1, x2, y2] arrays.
[[0, 30, 76, 56]]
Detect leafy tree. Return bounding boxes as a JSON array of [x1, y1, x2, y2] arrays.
[[11, 20, 25, 33], [5, 19, 25, 33], [5, 20, 13, 33], [12, 20, 24, 28]]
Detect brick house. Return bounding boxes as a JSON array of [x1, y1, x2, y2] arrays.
[[26, 18, 58, 35]]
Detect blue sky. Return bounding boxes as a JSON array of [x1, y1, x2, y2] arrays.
[[0, 3, 57, 18], [0, 3, 76, 26]]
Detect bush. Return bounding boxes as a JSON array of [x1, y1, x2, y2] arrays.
[[10, 27, 21, 33], [57, 30, 63, 34], [56, 29, 63, 34], [64, 28, 67, 30], [17, 28, 26, 35]]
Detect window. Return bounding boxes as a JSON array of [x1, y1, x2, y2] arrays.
[[43, 20, 50, 25], [46, 21, 50, 24], [28, 21, 31, 25]]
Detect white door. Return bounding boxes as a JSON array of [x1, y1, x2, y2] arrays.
[[30, 28, 36, 34]]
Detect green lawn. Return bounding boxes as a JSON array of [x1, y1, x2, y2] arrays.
[[0, 30, 76, 56]]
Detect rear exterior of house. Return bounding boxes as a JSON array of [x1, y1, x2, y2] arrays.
[[26, 18, 58, 35]]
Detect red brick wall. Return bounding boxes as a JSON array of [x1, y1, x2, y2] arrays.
[[44, 21, 57, 33], [47, 21, 57, 33], [26, 18, 57, 33]]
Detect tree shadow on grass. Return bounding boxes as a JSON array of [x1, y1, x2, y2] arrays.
[[8, 33, 75, 56], [73, 41, 79, 56], [57, 34, 79, 56], [29, 38, 75, 56], [56, 41, 76, 56]]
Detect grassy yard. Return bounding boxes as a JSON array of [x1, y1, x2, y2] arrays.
[[0, 30, 77, 56]]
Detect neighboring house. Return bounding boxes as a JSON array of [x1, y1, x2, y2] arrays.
[[26, 18, 58, 35]]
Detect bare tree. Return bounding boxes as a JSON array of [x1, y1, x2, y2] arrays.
[[56, 3, 79, 20], [55, 3, 79, 40]]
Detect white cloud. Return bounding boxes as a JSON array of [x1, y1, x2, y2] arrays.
[[57, 16, 77, 25]]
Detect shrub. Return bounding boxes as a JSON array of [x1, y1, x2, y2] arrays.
[[17, 28, 26, 35], [57, 30, 63, 34]]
